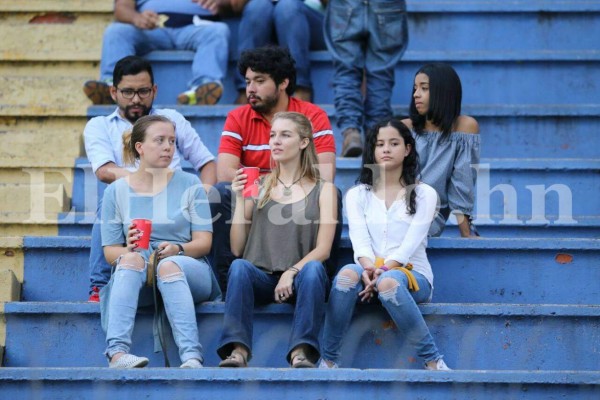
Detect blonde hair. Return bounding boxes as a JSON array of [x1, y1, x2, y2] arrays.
[[258, 111, 320, 209], [122, 115, 175, 165]]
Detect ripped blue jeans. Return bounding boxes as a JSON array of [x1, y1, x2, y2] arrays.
[[321, 263, 442, 365], [104, 254, 218, 363]]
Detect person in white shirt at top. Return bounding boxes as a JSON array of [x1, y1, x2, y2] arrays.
[[319, 119, 451, 371]]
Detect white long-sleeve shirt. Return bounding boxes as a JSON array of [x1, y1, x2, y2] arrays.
[[345, 183, 438, 286]]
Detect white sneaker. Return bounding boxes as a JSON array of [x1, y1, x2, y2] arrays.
[[317, 358, 339, 369], [109, 354, 149, 369], [180, 358, 203, 369], [424, 358, 451, 371]]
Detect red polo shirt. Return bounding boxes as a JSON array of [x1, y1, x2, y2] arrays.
[[218, 97, 336, 173]]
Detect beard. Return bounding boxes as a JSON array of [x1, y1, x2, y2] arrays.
[[122, 104, 151, 123], [248, 92, 279, 114]]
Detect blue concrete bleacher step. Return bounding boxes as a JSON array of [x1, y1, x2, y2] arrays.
[[147, 0, 600, 105], [1, 368, 598, 400], [21, 236, 600, 304], [87, 104, 600, 160], [4, 302, 600, 371], [70, 154, 600, 222]]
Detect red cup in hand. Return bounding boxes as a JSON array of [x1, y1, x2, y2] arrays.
[[242, 167, 260, 198], [132, 219, 152, 249]]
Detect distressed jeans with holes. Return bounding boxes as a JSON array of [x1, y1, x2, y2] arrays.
[[321, 263, 442, 365], [105, 255, 218, 363]]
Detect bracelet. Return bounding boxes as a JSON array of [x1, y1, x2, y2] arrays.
[[288, 267, 300, 274], [176, 243, 184, 255], [380, 265, 390, 272]]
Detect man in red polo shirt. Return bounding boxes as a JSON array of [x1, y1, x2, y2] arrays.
[[210, 46, 338, 292], [218, 46, 336, 182]]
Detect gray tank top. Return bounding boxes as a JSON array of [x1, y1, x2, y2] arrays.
[[243, 182, 322, 273]]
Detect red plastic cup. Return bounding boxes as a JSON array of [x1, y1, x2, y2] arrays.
[[132, 219, 152, 249], [242, 167, 260, 198]]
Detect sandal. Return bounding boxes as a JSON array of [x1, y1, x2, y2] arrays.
[[219, 350, 248, 368], [290, 352, 315, 368]]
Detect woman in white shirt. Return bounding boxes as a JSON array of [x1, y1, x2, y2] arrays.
[[320, 119, 450, 370]]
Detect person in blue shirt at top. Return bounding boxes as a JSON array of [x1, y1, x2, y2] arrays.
[[101, 114, 221, 369], [401, 63, 480, 237], [320, 119, 450, 371], [83, 0, 231, 105]]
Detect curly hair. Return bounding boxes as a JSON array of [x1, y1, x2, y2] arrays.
[[238, 46, 296, 96]]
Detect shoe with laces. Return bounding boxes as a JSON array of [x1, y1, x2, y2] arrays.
[[180, 358, 203, 368], [83, 80, 114, 105], [109, 354, 149, 369], [424, 358, 451, 371], [177, 82, 223, 105], [317, 358, 338, 369], [88, 286, 100, 303]]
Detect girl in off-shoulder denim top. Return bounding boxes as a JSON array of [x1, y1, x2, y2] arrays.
[[401, 63, 480, 237]]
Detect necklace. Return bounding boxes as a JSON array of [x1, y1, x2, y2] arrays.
[[277, 176, 302, 196]]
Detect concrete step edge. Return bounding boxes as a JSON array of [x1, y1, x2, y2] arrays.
[[22, 235, 600, 251], [145, 49, 600, 63], [5, 301, 600, 317], [0, 367, 598, 385], [87, 103, 600, 119]]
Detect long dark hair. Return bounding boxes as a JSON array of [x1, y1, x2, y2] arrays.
[[358, 119, 420, 214], [409, 63, 462, 138]]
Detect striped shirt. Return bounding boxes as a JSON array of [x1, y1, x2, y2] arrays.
[[218, 97, 336, 173]]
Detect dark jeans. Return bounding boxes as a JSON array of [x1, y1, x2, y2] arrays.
[[217, 259, 329, 364], [208, 182, 344, 295], [89, 197, 112, 294]]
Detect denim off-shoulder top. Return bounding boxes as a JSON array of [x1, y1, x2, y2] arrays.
[[412, 130, 481, 236]]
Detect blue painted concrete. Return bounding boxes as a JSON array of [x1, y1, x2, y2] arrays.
[[87, 104, 600, 159], [22, 236, 600, 304], [56, 211, 600, 238], [0, 368, 598, 400], [4, 302, 600, 371], [148, 52, 600, 105], [70, 154, 600, 222]]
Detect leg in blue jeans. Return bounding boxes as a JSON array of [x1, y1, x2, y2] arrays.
[[157, 256, 219, 363], [324, 0, 408, 134], [363, 0, 408, 130], [321, 263, 364, 364], [274, 0, 326, 89], [89, 198, 112, 294], [287, 260, 329, 363], [170, 22, 230, 88], [324, 0, 367, 133], [208, 182, 235, 293], [377, 269, 442, 363], [217, 259, 279, 360], [100, 21, 229, 90], [104, 252, 147, 359], [235, 0, 275, 90], [99, 22, 174, 82]]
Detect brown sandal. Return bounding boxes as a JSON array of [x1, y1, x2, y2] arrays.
[[219, 350, 248, 368], [290, 352, 315, 368]]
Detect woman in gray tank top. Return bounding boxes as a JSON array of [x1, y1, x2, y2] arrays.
[[217, 111, 338, 368]]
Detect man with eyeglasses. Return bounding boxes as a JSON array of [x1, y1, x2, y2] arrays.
[[83, 0, 232, 105], [83, 55, 216, 302]]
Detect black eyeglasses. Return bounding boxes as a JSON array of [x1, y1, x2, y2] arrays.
[[117, 87, 153, 99]]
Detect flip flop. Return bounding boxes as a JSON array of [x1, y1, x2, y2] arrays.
[[219, 350, 248, 368]]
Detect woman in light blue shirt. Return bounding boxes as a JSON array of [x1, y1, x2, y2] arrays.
[[402, 63, 480, 237], [101, 115, 220, 369], [320, 119, 450, 370]]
